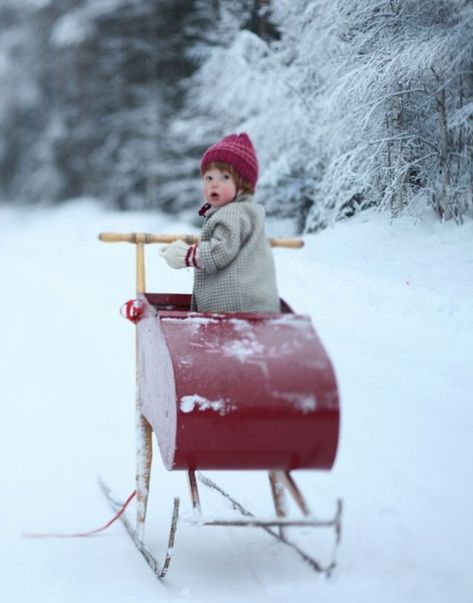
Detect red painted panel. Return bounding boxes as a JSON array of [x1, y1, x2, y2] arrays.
[[139, 294, 339, 471]]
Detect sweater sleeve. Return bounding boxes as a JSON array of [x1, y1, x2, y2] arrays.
[[199, 207, 250, 274]]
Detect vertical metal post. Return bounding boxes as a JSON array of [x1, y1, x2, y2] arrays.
[[268, 471, 288, 538], [187, 470, 202, 518], [135, 235, 153, 542], [280, 471, 311, 517]]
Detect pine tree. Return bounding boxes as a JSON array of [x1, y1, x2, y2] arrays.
[[177, 0, 473, 230], [0, 0, 198, 208]]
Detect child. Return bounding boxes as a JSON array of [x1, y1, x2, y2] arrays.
[[160, 132, 280, 313]]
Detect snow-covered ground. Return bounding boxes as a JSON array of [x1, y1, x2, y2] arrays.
[[1, 200, 472, 603]]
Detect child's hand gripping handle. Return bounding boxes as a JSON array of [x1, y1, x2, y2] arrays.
[[98, 232, 304, 248]]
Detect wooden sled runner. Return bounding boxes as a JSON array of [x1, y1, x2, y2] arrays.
[[99, 231, 342, 578]]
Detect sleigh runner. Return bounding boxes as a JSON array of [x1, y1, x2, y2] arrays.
[[99, 231, 342, 578]]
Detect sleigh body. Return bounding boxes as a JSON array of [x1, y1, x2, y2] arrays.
[[138, 293, 339, 472]]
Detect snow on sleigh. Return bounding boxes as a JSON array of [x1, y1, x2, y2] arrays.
[[99, 231, 341, 578]]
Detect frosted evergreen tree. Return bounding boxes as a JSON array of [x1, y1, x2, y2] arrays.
[[0, 1, 55, 202], [2, 0, 472, 224], [177, 0, 473, 230], [161, 0, 269, 213], [300, 0, 473, 229], [0, 0, 198, 208]]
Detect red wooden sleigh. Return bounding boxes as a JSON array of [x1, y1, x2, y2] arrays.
[[99, 231, 341, 578]]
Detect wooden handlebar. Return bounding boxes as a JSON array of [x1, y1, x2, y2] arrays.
[[269, 238, 304, 249], [98, 232, 304, 249], [98, 232, 199, 245]]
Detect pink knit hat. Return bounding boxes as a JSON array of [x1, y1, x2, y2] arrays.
[[200, 132, 259, 189]]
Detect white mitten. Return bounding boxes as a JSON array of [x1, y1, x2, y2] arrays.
[[159, 239, 190, 269]]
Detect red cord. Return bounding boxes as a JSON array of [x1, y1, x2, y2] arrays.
[[23, 490, 136, 539]]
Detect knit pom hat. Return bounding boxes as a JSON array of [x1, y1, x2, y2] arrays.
[[200, 132, 259, 189]]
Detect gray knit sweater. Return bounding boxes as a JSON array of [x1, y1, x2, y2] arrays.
[[191, 194, 280, 313]]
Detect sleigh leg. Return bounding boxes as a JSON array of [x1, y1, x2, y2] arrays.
[[134, 238, 152, 542], [136, 412, 153, 542], [188, 470, 202, 518], [279, 471, 311, 516], [268, 471, 289, 538]]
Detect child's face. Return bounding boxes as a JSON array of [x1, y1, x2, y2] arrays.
[[202, 167, 237, 207]]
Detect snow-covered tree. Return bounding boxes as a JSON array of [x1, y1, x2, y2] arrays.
[[301, 0, 473, 228], [0, 0, 197, 208], [0, 2, 50, 201], [176, 0, 473, 230], [2, 0, 472, 226], [159, 0, 270, 213]]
